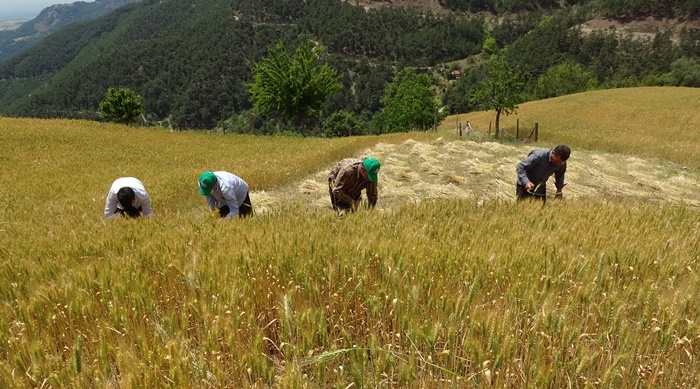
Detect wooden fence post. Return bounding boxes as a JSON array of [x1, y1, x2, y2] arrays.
[[459, 122, 462, 137], [534, 123, 538, 142], [433, 107, 438, 131], [516, 118, 519, 139]]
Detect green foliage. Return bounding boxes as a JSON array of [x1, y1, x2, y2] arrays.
[[469, 57, 524, 136], [490, 11, 545, 48], [534, 60, 597, 99], [98, 87, 143, 125], [248, 40, 343, 136], [577, 30, 679, 89], [595, 0, 699, 18], [302, 0, 484, 65], [0, 0, 697, 130], [678, 28, 700, 61], [482, 22, 499, 55], [502, 11, 583, 93], [659, 57, 700, 87], [375, 68, 437, 133], [440, 0, 579, 13], [322, 111, 366, 137], [442, 65, 485, 114]]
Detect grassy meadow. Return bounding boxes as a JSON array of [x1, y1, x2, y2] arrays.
[[447, 86, 700, 168], [1, 87, 699, 387]]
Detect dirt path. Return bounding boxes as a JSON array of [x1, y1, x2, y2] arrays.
[[579, 17, 700, 42], [251, 138, 700, 213]]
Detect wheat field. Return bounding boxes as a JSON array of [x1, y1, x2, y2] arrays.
[[1, 87, 699, 387]]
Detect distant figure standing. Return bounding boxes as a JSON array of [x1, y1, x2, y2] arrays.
[[466, 121, 473, 133], [198, 171, 253, 219], [104, 177, 153, 219], [516, 145, 570, 202], [328, 157, 380, 212]]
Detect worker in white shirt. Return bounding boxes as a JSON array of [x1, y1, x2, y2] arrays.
[[198, 171, 253, 219], [104, 177, 154, 219]]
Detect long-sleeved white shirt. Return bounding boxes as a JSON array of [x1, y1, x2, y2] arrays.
[[205, 171, 249, 219], [104, 177, 153, 219]]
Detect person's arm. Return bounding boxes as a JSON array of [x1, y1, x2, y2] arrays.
[[139, 192, 153, 217], [516, 153, 537, 190], [555, 164, 567, 198], [205, 195, 218, 211], [104, 191, 118, 219], [366, 182, 378, 207]]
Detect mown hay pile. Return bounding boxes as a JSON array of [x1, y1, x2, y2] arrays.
[[251, 138, 700, 213]]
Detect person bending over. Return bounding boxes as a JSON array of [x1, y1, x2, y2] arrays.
[[515, 145, 570, 203], [198, 171, 253, 219], [328, 157, 380, 213], [104, 177, 153, 219]]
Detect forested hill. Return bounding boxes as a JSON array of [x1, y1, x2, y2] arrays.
[[0, 0, 698, 131], [0, 0, 486, 128], [0, 0, 142, 62]]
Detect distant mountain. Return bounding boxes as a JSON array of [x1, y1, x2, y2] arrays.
[[0, 0, 142, 62], [0, 0, 491, 128], [0, 0, 697, 131]]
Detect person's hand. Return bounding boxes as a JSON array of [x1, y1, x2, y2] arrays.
[[555, 192, 563, 200], [525, 182, 535, 191]]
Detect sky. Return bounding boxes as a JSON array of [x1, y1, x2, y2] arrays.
[[0, 1, 81, 20]]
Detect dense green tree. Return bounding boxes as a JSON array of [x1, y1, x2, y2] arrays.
[[248, 40, 342, 137], [660, 57, 700, 87], [502, 12, 582, 94], [98, 87, 143, 125], [336, 57, 393, 120], [322, 110, 366, 137], [442, 66, 482, 114], [374, 68, 436, 133], [469, 57, 524, 137], [482, 22, 499, 55], [678, 28, 700, 61], [595, 0, 699, 18], [534, 60, 597, 99]]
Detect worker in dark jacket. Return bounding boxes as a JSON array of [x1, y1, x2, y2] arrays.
[[516, 145, 570, 202]]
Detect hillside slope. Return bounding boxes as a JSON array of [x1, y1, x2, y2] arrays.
[[1, 88, 698, 386], [0, 0, 142, 62], [1, 0, 698, 131], [452, 87, 700, 167]]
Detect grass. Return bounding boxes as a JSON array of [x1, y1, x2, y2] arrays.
[[444, 86, 700, 168], [1, 87, 699, 387]]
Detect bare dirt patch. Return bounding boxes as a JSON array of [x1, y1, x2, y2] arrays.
[[356, 0, 450, 14], [252, 138, 700, 214], [579, 17, 700, 41]]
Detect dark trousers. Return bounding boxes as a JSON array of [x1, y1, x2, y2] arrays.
[[516, 184, 546, 203], [116, 206, 142, 218], [328, 182, 358, 211], [219, 192, 253, 218], [330, 193, 353, 211]]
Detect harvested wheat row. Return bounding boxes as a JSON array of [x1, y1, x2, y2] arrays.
[[250, 138, 700, 214]]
